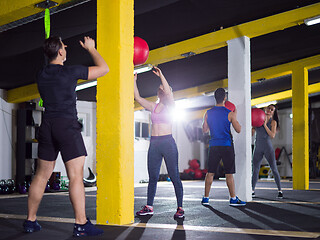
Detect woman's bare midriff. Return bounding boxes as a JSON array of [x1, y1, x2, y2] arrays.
[[151, 123, 172, 136]]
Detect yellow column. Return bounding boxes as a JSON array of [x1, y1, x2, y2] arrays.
[[292, 67, 309, 190], [96, 0, 134, 225]]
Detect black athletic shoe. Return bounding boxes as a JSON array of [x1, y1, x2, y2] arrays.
[[252, 192, 256, 198], [73, 218, 103, 237], [277, 191, 283, 199], [23, 219, 41, 233], [174, 207, 185, 219]]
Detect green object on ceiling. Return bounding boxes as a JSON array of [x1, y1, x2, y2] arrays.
[[44, 8, 50, 39], [39, 98, 43, 107]]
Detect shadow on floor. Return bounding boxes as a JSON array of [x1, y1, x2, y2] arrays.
[[204, 205, 263, 240], [243, 202, 320, 232]]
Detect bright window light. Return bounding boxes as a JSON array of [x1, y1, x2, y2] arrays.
[[255, 100, 277, 109], [175, 98, 190, 109], [171, 99, 189, 122], [172, 108, 186, 122], [304, 15, 320, 26]]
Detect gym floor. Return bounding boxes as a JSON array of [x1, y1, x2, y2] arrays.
[[0, 179, 320, 240]]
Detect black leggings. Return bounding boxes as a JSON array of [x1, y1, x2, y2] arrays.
[[147, 135, 183, 207]]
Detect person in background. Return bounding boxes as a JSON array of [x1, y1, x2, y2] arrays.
[[134, 66, 184, 219], [201, 88, 246, 206], [252, 104, 283, 199]]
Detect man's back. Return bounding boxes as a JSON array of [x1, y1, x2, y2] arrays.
[[207, 106, 232, 146], [37, 64, 88, 119]]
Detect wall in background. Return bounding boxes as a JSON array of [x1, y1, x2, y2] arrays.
[[0, 90, 17, 179]]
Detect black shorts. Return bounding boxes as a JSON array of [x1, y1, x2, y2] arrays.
[[37, 118, 87, 162], [208, 146, 235, 174]]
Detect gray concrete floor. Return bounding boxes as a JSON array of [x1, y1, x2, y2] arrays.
[[0, 179, 319, 239]]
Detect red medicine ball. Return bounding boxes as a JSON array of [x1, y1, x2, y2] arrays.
[[252, 108, 266, 127], [225, 101, 236, 112], [194, 169, 202, 179], [189, 159, 200, 170], [133, 37, 149, 66]]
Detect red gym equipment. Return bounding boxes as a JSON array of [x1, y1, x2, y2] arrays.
[[194, 169, 202, 179], [133, 36, 149, 66], [225, 101, 236, 112], [251, 108, 266, 127], [189, 159, 200, 170], [275, 147, 292, 167]]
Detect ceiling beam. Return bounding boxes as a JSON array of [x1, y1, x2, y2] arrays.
[[5, 3, 320, 103], [134, 54, 320, 110], [146, 3, 320, 66], [251, 54, 320, 82], [167, 81, 320, 122], [7, 53, 320, 104], [251, 82, 320, 106], [7, 79, 87, 103], [182, 83, 320, 121], [134, 79, 228, 110], [0, 0, 71, 27], [135, 82, 320, 111]]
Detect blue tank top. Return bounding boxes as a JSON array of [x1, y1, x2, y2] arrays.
[[207, 106, 232, 147]]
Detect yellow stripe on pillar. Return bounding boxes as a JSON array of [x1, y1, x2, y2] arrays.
[[96, 0, 134, 225], [292, 67, 309, 190]]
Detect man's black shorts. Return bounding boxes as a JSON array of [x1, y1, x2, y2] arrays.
[[208, 146, 235, 174], [37, 118, 87, 162]]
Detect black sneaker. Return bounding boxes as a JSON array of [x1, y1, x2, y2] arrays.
[[23, 219, 41, 233], [174, 207, 185, 219], [277, 191, 283, 199], [252, 192, 256, 198], [73, 218, 103, 237]]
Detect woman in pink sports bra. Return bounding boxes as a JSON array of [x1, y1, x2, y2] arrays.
[[134, 66, 184, 219]]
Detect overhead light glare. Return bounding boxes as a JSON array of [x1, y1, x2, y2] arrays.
[[76, 64, 153, 91], [255, 100, 277, 109], [203, 91, 214, 96], [76, 80, 97, 91], [134, 64, 153, 74], [175, 98, 190, 109], [181, 52, 196, 58], [304, 15, 320, 26], [257, 78, 266, 82]]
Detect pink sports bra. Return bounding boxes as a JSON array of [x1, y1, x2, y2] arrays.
[[151, 103, 172, 124]]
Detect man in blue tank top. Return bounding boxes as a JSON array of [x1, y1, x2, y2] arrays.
[[201, 88, 246, 206]]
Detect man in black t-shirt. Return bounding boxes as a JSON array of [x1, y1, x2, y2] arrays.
[[23, 36, 109, 237]]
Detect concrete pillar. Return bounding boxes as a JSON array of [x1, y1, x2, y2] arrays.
[[96, 0, 134, 225], [227, 36, 252, 201], [292, 67, 309, 190]]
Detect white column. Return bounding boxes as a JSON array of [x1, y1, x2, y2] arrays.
[[227, 36, 252, 202]]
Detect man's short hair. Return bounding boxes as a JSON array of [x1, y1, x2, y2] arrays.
[[43, 36, 62, 62], [214, 88, 226, 104]]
